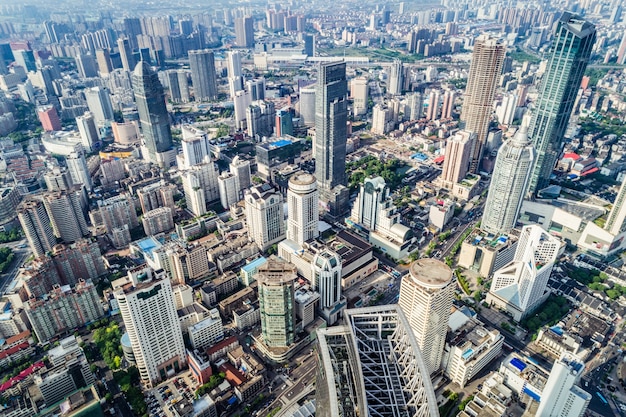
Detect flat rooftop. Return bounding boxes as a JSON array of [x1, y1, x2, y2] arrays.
[[409, 259, 453, 289]]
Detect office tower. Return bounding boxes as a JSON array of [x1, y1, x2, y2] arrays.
[[461, 35, 506, 173], [18, 200, 56, 257], [227, 50, 242, 78], [286, 172, 319, 246], [38, 106, 61, 131], [605, 174, 626, 235], [311, 249, 344, 325], [496, 93, 518, 125], [181, 162, 220, 216], [228, 76, 244, 99], [84, 87, 114, 125], [114, 267, 186, 387], [487, 225, 560, 321], [298, 86, 316, 126], [482, 126, 535, 235], [13, 49, 36, 72], [275, 108, 293, 137], [303, 34, 315, 56], [257, 258, 297, 348], [244, 183, 285, 251], [99, 193, 139, 234], [388, 59, 403, 95], [235, 16, 255, 47], [441, 90, 455, 119], [618, 31, 626, 65], [218, 172, 239, 209], [351, 77, 368, 116], [315, 62, 349, 216], [142, 207, 174, 235], [75, 54, 98, 78], [233, 89, 251, 129], [527, 14, 596, 195], [408, 92, 423, 120], [123, 17, 142, 49], [44, 167, 73, 191], [189, 50, 218, 101], [117, 36, 136, 73], [440, 130, 475, 187], [426, 90, 440, 120], [181, 125, 210, 168], [166, 70, 189, 103], [43, 189, 89, 244], [399, 259, 455, 374], [316, 306, 438, 417], [246, 78, 265, 101], [132, 61, 173, 162], [229, 156, 251, 199], [65, 149, 93, 190], [25, 280, 104, 343], [536, 353, 591, 417], [95, 49, 113, 75], [75, 112, 99, 152]]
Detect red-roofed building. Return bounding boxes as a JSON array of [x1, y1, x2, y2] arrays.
[[220, 362, 245, 386], [206, 336, 240, 362], [433, 155, 445, 164], [0, 361, 44, 394], [37, 106, 61, 131]]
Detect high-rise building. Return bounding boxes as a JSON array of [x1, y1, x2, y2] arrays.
[[408, 92, 423, 120], [227, 50, 243, 78], [461, 35, 506, 173], [218, 172, 239, 209], [441, 90, 455, 119], [137, 180, 177, 214], [527, 13, 596, 195], [65, 148, 92, 190], [275, 108, 293, 137], [351, 77, 368, 116], [426, 90, 440, 120], [95, 49, 113, 75], [234, 89, 251, 129], [487, 225, 561, 321], [257, 258, 297, 348], [315, 62, 349, 216], [189, 50, 218, 101], [142, 207, 174, 236], [229, 156, 251, 199], [536, 353, 591, 417], [38, 106, 61, 131], [286, 172, 319, 246], [117, 36, 136, 73], [315, 305, 438, 417], [617, 31, 626, 65], [98, 193, 139, 235], [388, 59, 403, 95], [311, 249, 344, 325], [605, 174, 626, 235], [43, 189, 89, 244], [132, 61, 173, 163], [235, 16, 255, 48], [440, 130, 475, 187], [180, 125, 211, 168], [113, 267, 186, 387], [76, 112, 99, 152], [84, 86, 114, 125], [399, 258, 455, 374], [481, 126, 535, 235], [298, 86, 316, 126], [75, 54, 98, 78], [44, 167, 73, 192], [245, 183, 285, 251], [181, 162, 220, 216], [50, 239, 106, 285], [18, 200, 56, 257]]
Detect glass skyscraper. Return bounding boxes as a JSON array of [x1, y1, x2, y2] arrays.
[[527, 13, 596, 195], [132, 61, 173, 160]]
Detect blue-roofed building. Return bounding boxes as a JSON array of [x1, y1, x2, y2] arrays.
[[255, 136, 304, 181], [535, 325, 583, 360], [240, 257, 267, 286], [499, 353, 549, 401]]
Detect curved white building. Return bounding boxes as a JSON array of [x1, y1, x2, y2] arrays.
[[287, 172, 319, 246]]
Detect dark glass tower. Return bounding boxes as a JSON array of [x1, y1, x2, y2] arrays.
[[315, 61, 349, 217], [132, 61, 173, 160], [527, 13, 596, 195], [188, 49, 218, 101]]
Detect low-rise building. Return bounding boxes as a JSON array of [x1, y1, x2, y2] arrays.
[[535, 325, 583, 360], [189, 309, 225, 351]]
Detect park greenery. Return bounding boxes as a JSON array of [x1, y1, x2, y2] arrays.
[[455, 269, 471, 295], [347, 155, 407, 192], [508, 47, 541, 64], [566, 266, 626, 300], [93, 322, 124, 370], [114, 367, 147, 416], [520, 295, 570, 337], [0, 247, 14, 273], [195, 372, 226, 398], [0, 229, 22, 243]]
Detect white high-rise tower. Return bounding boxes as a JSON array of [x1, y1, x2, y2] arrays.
[[286, 172, 319, 246], [536, 353, 591, 417]]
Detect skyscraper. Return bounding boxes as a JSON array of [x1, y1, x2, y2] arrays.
[[440, 130, 475, 187], [461, 35, 506, 173], [487, 225, 561, 321], [18, 200, 56, 257], [257, 258, 297, 348], [132, 61, 173, 163], [605, 174, 626, 235], [275, 108, 293, 137], [315, 62, 349, 216], [113, 267, 186, 387], [481, 126, 535, 235], [117, 36, 136, 73], [286, 172, 319, 246], [527, 13, 596, 195], [235, 16, 254, 48], [617, 31, 626, 65], [229, 156, 251, 199], [226, 50, 242, 78], [75, 54, 98, 78], [388, 59, 403, 95], [189, 50, 218, 101], [43, 188, 89, 244], [315, 306, 438, 417], [312, 249, 344, 325], [180, 125, 211, 168], [76, 112, 99, 152], [399, 258, 455, 374], [217, 172, 239, 209], [84, 86, 114, 125], [536, 353, 591, 417], [95, 49, 113, 75], [244, 183, 285, 251], [351, 77, 368, 116], [66, 148, 93, 190]]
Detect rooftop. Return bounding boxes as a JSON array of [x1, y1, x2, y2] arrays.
[[408, 258, 453, 289]]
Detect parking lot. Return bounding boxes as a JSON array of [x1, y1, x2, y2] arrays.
[[145, 372, 197, 417]]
